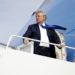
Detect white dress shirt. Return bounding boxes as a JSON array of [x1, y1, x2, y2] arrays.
[[39, 23, 49, 47]]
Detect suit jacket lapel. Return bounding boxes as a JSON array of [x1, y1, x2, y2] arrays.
[[46, 28, 52, 43], [35, 24, 41, 40]]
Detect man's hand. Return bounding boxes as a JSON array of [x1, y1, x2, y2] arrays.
[[24, 38, 29, 45], [57, 43, 65, 49]]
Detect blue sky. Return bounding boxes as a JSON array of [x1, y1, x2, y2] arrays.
[[46, 0, 75, 61]]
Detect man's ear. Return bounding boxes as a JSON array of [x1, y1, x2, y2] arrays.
[[44, 15, 47, 21]]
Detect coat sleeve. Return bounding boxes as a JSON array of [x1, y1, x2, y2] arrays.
[[52, 30, 61, 44], [23, 25, 33, 38]]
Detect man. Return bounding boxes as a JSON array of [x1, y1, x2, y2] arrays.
[[23, 10, 61, 58]]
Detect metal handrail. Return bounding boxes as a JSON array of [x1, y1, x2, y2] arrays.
[[6, 35, 75, 50]]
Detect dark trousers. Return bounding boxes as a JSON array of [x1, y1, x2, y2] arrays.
[[34, 46, 56, 58]]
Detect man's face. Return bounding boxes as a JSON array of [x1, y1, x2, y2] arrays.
[[35, 12, 45, 24]]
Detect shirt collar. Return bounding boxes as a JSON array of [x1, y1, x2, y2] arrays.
[[39, 22, 45, 26]]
